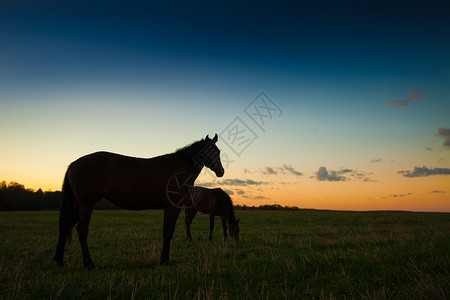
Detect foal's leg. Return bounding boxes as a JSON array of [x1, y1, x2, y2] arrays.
[[209, 215, 215, 240], [77, 205, 95, 268], [185, 208, 198, 239], [160, 207, 181, 265], [220, 216, 227, 240]]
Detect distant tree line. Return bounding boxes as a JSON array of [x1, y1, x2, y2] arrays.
[[234, 204, 301, 211], [0, 181, 61, 211], [1, 181, 301, 211], [0, 181, 117, 211]]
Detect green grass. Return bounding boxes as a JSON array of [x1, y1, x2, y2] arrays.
[[0, 210, 449, 299]]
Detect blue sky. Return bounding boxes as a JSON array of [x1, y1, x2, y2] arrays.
[[1, 0, 449, 211]]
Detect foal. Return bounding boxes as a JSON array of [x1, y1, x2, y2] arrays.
[[185, 187, 240, 241]]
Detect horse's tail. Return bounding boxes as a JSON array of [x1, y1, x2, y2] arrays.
[[58, 169, 78, 243]]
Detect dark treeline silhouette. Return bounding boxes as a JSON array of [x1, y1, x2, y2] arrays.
[[0, 181, 118, 211], [234, 204, 301, 211], [0, 181, 300, 211]]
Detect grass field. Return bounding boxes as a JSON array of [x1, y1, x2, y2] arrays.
[[0, 209, 449, 299]]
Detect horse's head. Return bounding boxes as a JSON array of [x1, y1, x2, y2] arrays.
[[200, 134, 224, 177], [230, 218, 240, 242]]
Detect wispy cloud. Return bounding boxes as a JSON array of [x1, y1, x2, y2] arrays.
[[337, 169, 353, 174], [436, 127, 450, 149], [430, 190, 446, 194], [198, 178, 269, 188], [280, 165, 303, 176], [391, 193, 412, 198], [385, 91, 427, 107], [398, 166, 450, 177], [257, 165, 303, 176], [371, 158, 382, 163]]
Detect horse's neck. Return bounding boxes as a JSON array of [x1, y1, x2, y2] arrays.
[[175, 152, 204, 175], [223, 200, 236, 224], [173, 153, 200, 171]]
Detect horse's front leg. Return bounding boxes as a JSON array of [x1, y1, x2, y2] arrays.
[[160, 207, 181, 265], [209, 215, 215, 240]]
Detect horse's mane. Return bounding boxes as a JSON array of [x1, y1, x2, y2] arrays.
[[174, 139, 206, 158], [217, 188, 236, 223]]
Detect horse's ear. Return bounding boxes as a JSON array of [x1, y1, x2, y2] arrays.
[[205, 134, 210, 140], [212, 133, 218, 142]]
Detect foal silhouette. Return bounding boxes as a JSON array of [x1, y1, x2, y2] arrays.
[[185, 187, 240, 241]]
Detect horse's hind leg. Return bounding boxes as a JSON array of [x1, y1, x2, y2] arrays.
[[220, 216, 227, 240], [77, 205, 95, 268], [54, 214, 78, 266]]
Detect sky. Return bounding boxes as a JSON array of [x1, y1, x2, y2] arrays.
[[1, 0, 449, 212]]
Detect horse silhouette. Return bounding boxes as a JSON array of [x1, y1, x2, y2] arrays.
[[54, 134, 224, 268]]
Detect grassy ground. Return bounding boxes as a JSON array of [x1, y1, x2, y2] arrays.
[[0, 209, 449, 299]]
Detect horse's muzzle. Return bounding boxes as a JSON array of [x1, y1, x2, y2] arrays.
[[215, 168, 224, 177]]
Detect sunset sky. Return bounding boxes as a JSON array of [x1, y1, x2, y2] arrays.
[[1, 1, 449, 212]]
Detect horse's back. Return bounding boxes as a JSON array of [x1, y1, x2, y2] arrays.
[[67, 151, 173, 209]]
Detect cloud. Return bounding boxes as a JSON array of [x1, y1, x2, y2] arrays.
[[389, 193, 412, 198], [398, 166, 450, 177], [337, 169, 353, 174], [430, 190, 445, 194], [316, 167, 346, 181], [385, 91, 427, 107], [260, 165, 303, 176], [280, 165, 303, 176], [223, 189, 234, 195], [436, 127, 450, 148], [314, 167, 376, 182], [371, 158, 382, 163], [254, 195, 270, 200], [197, 178, 268, 188], [235, 189, 245, 195], [221, 179, 267, 186], [263, 167, 277, 175], [197, 182, 216, 187], [391, 193, 411, 198]]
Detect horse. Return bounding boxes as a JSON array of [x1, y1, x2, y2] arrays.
[[185, 187, 240, 241], [54, 134, 224, 268]]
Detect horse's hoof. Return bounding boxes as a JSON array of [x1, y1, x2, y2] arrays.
[[53, 257, 63, 266]]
